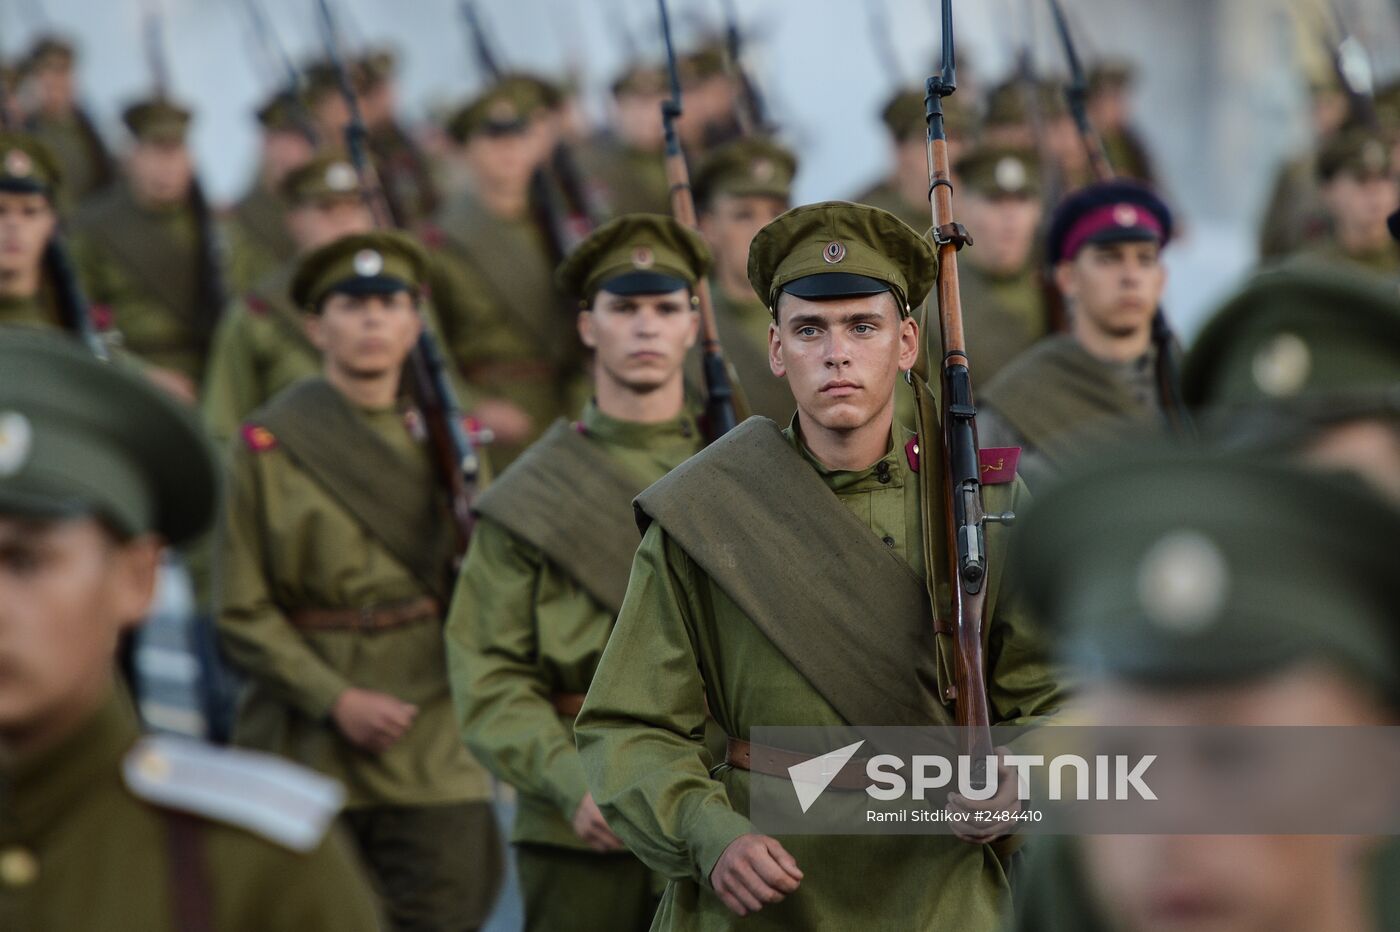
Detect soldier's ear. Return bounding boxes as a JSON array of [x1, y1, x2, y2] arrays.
[[577, 308, 598, 350]]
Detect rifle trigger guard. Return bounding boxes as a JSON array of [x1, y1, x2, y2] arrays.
[[934, 222, 973, 250]]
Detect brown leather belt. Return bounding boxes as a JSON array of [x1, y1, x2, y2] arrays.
[[288, 597, 441, 632], [551, 692, 587, 718], [725, 737, 870, 791]]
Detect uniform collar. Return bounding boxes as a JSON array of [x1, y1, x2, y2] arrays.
[[578, 398, 699, 449], [0, 687, 138, 840], [787, 415, 907, 494]]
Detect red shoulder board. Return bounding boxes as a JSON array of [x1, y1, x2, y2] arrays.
[[419, 224, 446, 250], [979, 447, 1021, 484], [90, 303, 114, 332], [246, 295, 271, 317], [241, 424, 279, 453], [905, 437, 920, 473]]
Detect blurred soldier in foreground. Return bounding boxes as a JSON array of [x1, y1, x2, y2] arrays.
[[979, 180, 1174, 490], [694, 136, 799, 422], [18, 35, 114, 213], [216, 232, 501, 929], [0, 329, 381, 931], [448, 215, 711, 931], [1009, 452, 1400, 932], [576, 203, 1062, 929], [202, 152, 373, 444], [223, 89, 315, 293]]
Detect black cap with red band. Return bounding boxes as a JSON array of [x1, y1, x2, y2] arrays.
[[1047, 179, 1174, 265]]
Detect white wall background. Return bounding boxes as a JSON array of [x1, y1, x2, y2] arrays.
[[8, 0, 1400, 333]]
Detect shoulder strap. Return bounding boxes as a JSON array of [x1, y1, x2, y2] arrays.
[[125, 734, 346, 852], [474, 420, 647, 614], [635, 418, 947, 728], [163, 810, 214, 932], [250, 378, 456, 601]]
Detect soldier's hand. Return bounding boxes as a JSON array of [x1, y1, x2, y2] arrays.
[[570, 793, 625, 852], [946, 745, 1021, 844], [330, 688, 419, 753], [709, 833, 803, 917], [144, 367, 198, 406], [467, 399, 533, 447]]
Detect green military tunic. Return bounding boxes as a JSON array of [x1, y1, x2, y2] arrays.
[[69, 182, 215, 384], [0, 292, 59, 331], [447, 401, 703, 929], [224, 184, 294, 294], [949, 261, 1050, 384], [574, 137, 672, 219], [575, 417, 1064, 931], [369, 121, 441, 228], [427, 193, 587, 466], [1258, 153, 1331, 260], [24, 108, 113, 213], [708, 283, 795, 424], [978, 335, 1165, 490], [0, 689, 381, 931], [216, 378, 491, 808], [1301, 235, 1400, 279], [853, 179, 929, 233]]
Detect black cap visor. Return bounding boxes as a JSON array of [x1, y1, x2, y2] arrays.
[[0, 178, 49, 197], [326, 275, 415, 300], [782, 272, 892, 300], [597, 270, 689, 297]]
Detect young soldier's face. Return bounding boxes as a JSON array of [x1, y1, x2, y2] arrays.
[[0, 193, 57, 276], [1057, 240, 1164, 340], [286, 198, 375, 253], [1076, 665, 1389, 932], [771, 291, 918, 433], [0, 517, 160, 753], [1321, 172, 1398, 246], [580, 288, 698, 394], [31, 62, 75, 115], [127, 140, 193, 206], [962, 192, 1041, 275], [464, 131, 539, 195], [308, 290, 423, 380], [701, 194, 788, 282], [262, 130, 315, 183], [613, 92, 667, 150]]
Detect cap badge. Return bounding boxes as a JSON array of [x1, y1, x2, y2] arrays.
[[751, 158, 776, 182], [0, 411, 34, 478], [1113, 204, 1140, 227], [631, 246, 655, 269], [4, 149, 32, 178], [995, 156, 1027, 192], [1137, 529, 1230, 633], [823, 241, 847, 264], [325, 162, 358, 192], [488, 99, 519, 124], [353, 249, 384, 277], [1251, 332, 1312, 398]]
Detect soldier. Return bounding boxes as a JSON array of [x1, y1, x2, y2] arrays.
[[68, 98, 223, 403], [940, 144, 1051, 383], [694, 136, 799, 422], [215, 231, 502, 930], [855, 86, 974, 232], [980, 79, 1083, 198], [679, 42, 743, 154], [1086, 59, 1158, 185], [1302, 128, 1400, 277], [978, 180, 1174, 490], [0, 329, 381, 931], [302, 61, 355, 146], [428, 78, 585, 467], [1008, 452, 1400, 932], [223, 89, 316, 294], [18, 34, 115, 213], [573, 62, 672, 219], [360, 47, 440, 228], [1182, 259, 1400, 503], [574, 202, 1064, 928], [1257, 79, 1350, 261], [446, 215, 711, 932], [202, 151, 373, 444], [0, 134, 70, 333]]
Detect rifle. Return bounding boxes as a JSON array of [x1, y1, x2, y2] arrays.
[[142, 0, 227, 356], [918, 0, 1004, 772], [658, 0, 739, 439], [716, 0, 769, 134], [0, 25, 106, 359], [459, 0, 599, 258], [316, 0, 480, 558], [1046, 0, 1191, 436], [238, 0, 320, 145]]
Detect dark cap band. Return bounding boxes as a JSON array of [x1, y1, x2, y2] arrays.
[[598, 270, 690, 297], [782, 272, 893, 301]]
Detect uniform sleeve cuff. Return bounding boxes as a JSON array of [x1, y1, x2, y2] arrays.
[[547, 751, 591, 821], [691, 805, 758, 888], [300, 671, 355, 721]]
